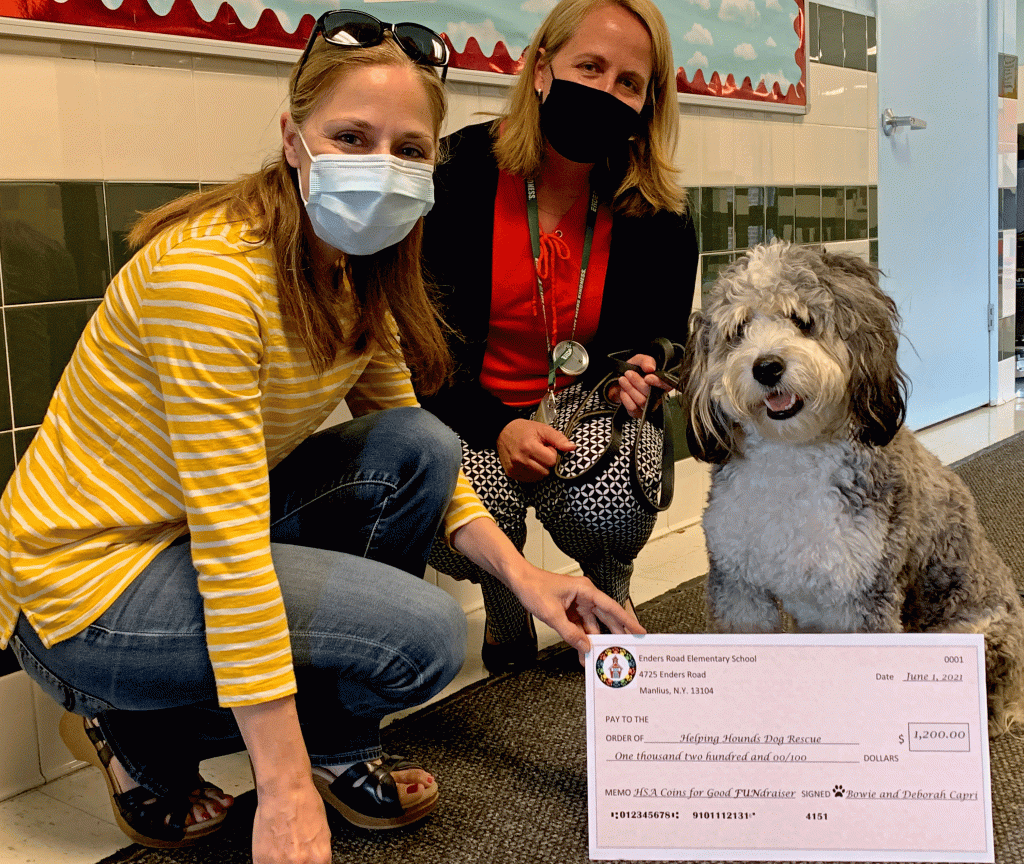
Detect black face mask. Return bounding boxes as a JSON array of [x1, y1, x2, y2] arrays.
[[538, 76, 643, 164]]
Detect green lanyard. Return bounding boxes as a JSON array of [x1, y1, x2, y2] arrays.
[[525, 178, 599, 390]]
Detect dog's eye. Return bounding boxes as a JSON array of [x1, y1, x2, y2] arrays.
[[729, 322, 747, 344], [790, 314, 813, 335]]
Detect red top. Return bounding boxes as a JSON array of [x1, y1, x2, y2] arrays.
[[480, 169, 612, 407]]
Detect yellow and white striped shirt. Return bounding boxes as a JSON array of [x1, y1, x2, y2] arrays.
[[0, 208, 489, 707]]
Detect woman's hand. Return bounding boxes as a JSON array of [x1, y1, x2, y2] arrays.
[[510, 562, 645, 664], [450, 518, 645, 664], [250, 777, 331, 864], [606, 353, 674, 419], [233, 698, 333, 864], [497, 417, 576, 482]]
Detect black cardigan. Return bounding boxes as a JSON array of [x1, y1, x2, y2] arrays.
[[420, 121, 699, 450]]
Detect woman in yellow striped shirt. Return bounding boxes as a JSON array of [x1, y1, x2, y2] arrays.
[[0, 11, 642, 864]]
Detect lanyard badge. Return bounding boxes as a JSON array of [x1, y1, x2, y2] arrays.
[[526, 178, 598, 424]]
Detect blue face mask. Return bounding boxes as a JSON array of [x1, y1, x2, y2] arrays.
[[296, 130, 435, 256]]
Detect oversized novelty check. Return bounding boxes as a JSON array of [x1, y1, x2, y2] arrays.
[[585, 633, 993, 862]]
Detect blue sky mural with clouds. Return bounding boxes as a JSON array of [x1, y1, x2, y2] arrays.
[[144, 0, 803, 93], [667, 0, 802, 93], [14, 0, 801, 103]]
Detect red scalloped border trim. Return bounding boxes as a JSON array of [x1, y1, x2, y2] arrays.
[[2, 0, 303, 47], [2, 0, 803, 104], [677, 0, 806, 105], [0, 0, 527, 68]]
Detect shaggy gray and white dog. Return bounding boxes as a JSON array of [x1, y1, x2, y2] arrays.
[[680, 240, 1024, 736]]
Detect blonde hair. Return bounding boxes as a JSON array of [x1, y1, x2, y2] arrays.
[[129, 38, 452, 391], [493, 0, 686, 218]]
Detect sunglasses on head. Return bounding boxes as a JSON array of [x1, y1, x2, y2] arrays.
[[294, 9, 450, 87]]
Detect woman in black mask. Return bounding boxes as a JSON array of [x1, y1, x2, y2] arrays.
[[420, 0, 697, 673]]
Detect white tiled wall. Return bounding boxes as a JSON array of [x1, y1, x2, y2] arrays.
[[0, 35, 879, 191], [0, 36, 293, 183], [670, 65, 874, 191], [0, 27, 878, 802], [0, 672, 44, 801]]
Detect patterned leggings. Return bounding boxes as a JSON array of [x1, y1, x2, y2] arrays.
[[428, 383, 663, 643]]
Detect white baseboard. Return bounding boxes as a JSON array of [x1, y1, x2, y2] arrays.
[[0, 671, 44, 801]]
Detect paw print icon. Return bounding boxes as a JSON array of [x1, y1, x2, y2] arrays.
[[833, 785, 844, 798]]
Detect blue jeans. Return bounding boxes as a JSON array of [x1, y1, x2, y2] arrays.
[[11, 407, 467, 798]]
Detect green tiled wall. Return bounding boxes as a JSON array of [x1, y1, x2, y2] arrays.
[[698, 185, 878, 253], [846, 187, 869, 240], [807, 2, 877, 73], [696, 185, 879, 307], [699, 187, 734, 252], [0, 181, 197, 676], [106, 183, 198, 275], [0, 182, 199, 494], [735, 188, 766, 249], [767, 187, 795, 244], [795, 187, 822, 244], [0, 179, 880, 491]]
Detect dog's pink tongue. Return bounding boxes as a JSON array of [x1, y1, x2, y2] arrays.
[[766, 392, 797, 412]]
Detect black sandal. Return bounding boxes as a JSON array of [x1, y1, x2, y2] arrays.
[[59, 711, 229, 848], [312, 755, 438, 830]]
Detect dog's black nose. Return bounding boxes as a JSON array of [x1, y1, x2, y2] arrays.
[[753, 356, 785, 386]]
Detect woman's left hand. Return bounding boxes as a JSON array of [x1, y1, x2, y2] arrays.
[[450, 518, 645, 665], [511, 563, 646, 664], [606, 353, 674, 420]]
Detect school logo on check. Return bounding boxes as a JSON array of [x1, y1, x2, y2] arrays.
[[596, 646, 636, 688]]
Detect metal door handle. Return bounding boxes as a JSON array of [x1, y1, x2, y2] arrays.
[[882, 108, 927, 136]]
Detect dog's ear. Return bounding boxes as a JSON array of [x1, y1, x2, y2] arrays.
[[823, 253, 908, 447], [819, 250, 883, 306], [677, 308, 737, 463]]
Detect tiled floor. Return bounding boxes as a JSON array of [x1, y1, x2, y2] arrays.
[[3, 397, 1024, 864]]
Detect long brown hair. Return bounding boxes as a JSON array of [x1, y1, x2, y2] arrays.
[[129, 38, 452, 392], [492, 0, 685, 218]]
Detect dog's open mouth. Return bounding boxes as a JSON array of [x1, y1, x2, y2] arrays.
[[764, 391, 804, 420]]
